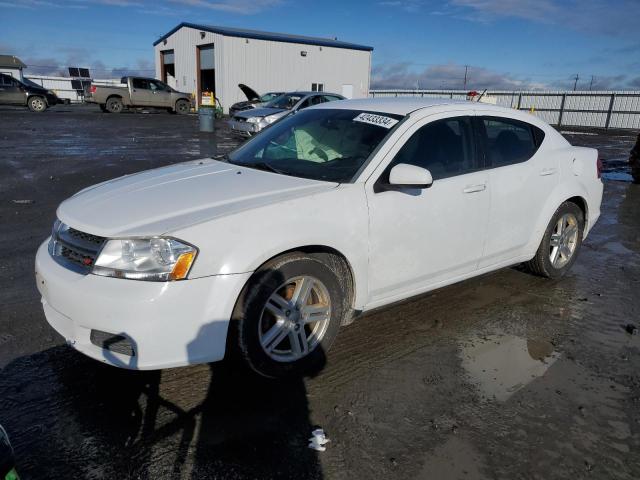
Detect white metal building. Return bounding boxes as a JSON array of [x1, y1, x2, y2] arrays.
[[153, 23, 373, 112], [0, 55, 26, 81]]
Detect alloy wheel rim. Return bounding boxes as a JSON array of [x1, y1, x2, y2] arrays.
[[549, 213, 579, 268], [258, 275, 331, 362]]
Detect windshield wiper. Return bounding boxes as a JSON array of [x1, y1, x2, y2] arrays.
[[247, 161, 286, 175], [213, 153, 231, 162]]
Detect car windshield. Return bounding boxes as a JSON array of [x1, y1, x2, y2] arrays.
[[260, 92, 282, 102], [227, 109, 404, 183], [265, 93, 303, 110]]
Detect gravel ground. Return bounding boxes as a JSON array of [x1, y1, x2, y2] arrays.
[[0, 104, 638, 479]]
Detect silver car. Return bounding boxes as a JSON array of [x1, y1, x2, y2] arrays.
[[229, 91, 345, 137]]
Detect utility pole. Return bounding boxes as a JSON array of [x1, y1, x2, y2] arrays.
[[589, 75, 594, 91], [573, 74, 579, 91], [463, 65, 469, 90]]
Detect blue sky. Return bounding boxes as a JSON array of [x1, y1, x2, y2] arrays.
[[1, 0, 639, 90]]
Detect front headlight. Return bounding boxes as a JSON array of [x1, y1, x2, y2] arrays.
[[263, 114, 279, 124], [246, 117, 261, 124], [93, 237, 197, 281]]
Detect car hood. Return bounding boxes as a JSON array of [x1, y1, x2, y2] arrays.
[[26, 85, 49, 94], [231, 99, 258, 109], [234, 107, 286, 119], [238, 83, 260, 101], [57, 159, 336, 237]]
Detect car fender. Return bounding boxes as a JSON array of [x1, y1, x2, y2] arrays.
[[525, 179, 592, 256], [173, 184, 371, 310], [27, 93, 47, 105]]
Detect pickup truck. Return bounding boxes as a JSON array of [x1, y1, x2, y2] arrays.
[[85, 76, 193, 114]]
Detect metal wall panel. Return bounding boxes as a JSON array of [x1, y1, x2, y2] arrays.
[[154, 26, 371, 113]]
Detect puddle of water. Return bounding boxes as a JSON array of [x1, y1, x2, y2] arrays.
[[459, 334, 559, 402], [602, 171, 633, 182], [560, 131, 597, 136]]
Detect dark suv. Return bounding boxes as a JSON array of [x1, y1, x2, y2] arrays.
[[0, 73, 62, 112]]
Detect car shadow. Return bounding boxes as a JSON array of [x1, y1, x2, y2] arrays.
[[0, 267, 327, 479], [0, 344, 325, 479]]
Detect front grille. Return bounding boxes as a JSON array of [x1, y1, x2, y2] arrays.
[[233, 116, 246, 123], [49, 222, 106, 274], [90, 330, 135, 356], [67, 227, 104, 246]]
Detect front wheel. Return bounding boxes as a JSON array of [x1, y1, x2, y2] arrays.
[[28, 96, 47, 112], [231, 253, 347, 378], [174, 99, 190, 114], [524, 201, 584, 278]]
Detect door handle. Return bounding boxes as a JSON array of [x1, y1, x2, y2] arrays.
[[540, 168, 557, 176], [463, 184, 486, 193]]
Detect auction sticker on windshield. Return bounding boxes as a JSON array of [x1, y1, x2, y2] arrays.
[[353, 112, 399, 129]]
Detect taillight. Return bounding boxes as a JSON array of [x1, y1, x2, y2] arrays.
[[596, 157, 603, 179], [89, 85, 97, 93]]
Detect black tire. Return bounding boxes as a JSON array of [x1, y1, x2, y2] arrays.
[[174, 99, 190, 115], [105, 96, 124, 113], [99, 104, 108, 113], [524, 201, 584, 278], [28, 96, 47, 112], [230, 253, 348, 379]]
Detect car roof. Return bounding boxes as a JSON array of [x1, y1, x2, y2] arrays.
[[312, 97, 520, 116]]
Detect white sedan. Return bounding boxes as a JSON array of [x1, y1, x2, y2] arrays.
[[35, 98, 603, 378]]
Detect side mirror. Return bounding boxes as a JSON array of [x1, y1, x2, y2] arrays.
[[388, 163, 433, 188]]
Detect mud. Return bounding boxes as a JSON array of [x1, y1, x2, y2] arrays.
[[0, 105, 639, 479]]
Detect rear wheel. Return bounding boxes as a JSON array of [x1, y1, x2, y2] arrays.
[[105, 97, 123, 113], [99, 104, 108, 112], [231, 253, 347, 378], [28, 96, 47, 112], [524, 201, 584, 278], [174, 99, 190, 114]]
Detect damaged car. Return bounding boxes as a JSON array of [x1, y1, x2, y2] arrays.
[[229, 91, 344, 137], [228, 84, 285, 117], [35, 98, 603, 379]]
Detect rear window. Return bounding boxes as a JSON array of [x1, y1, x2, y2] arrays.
[[481, 117, 544, 168]]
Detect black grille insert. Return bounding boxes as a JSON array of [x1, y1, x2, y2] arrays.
[[90, 330, 135, 356], [49, 223, 106, 274]]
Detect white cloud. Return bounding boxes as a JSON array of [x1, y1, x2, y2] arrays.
[[2, 0, 281, 14], [379, 0, 640, 37], [169, 0, 282, 14], [371, 62, 640, 91], [371, 62, 549, 90]]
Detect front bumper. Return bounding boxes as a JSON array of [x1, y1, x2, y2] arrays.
[[229, 119, 261, 137], [35, 240, 251, 370]]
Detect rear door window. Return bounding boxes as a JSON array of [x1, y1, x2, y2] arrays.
[[480, 117, 543, 167], [0, 74, 14, 86]]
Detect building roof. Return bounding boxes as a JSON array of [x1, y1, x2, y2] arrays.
[[0, 55, 26, 69], [153, 22, 373, 51]]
